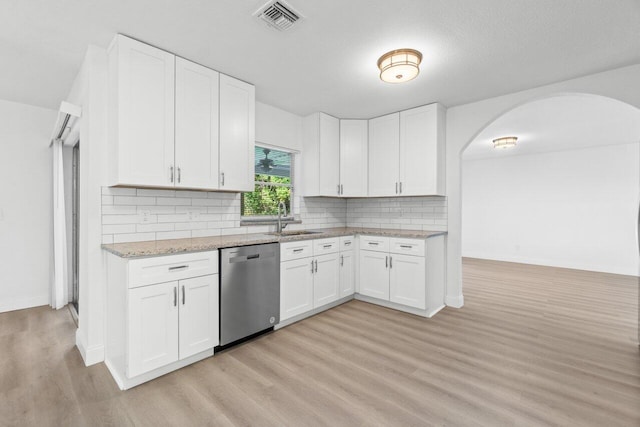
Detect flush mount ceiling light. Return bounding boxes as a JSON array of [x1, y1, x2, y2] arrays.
[[377, 48, 422, 83], [492, 136, 518, 149]]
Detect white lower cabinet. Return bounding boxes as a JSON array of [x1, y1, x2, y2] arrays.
[[280, 239, 347, 322], [389, 253, 426, 310], [128, 281, 179, 377], [339, 250, 355, 297], [280, 257, 314, 321], [359, 250, 390, 300], [314, 253, 340, 307], [358, 236, 437, 312], [106, 251, 219, 389]]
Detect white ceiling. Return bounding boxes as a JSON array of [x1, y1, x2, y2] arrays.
[[1, 0, 640, 118], [462, 94, 640, 160]]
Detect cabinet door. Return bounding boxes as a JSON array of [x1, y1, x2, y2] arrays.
[[280, 258, 314, 321], [219, 74, 255, 192], [339, 120, 368, 197], [389, 254, 426, 309], [339, 251, 355, 297], [399, 104, 444, 196], [358, 250, 389, 300], [319, 113, 341, 196], [113, 35, 175, 187], [313, 253, 340, 308], [175, 58, 220, 190], [128, 281, 179, 377], [368, 113, 400, 197], [179, 274, 218, 359]]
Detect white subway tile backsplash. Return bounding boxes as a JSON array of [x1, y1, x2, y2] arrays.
[[156, 230, 191, 240], [101, 187, 446, 244], [113, 232, 156, 243], [102, 224, 137, 234], [136, 223, 174, 233], [114, 196, 156, 206]]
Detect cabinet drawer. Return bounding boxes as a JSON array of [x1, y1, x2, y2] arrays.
[[128, 251, 218, 288], [390, 238, 425, 256], [313, 237, 339, 255], [359, 235, 390, 252], [339, 235, 355, 251], [281, 240, 313, 261]]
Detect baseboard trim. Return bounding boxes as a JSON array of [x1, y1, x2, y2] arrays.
[[355, 294, 441, 318], [106, 349, 213, 390], [75, 330, 104, 366], [0, 295, 49, 313], [445, 294, 464, 308]]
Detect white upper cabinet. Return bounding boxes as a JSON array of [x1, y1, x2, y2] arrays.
[[339, 120, 368, 197], [366, 103, 445, 197], [399, 104, 446, 196], [174, 58, 220, 189], [368, 113, 400, 197], [108, 35, 175, 187], [301, 113, 340, 196], [219, 74, 255, 192], [108, 35, 255, 191]]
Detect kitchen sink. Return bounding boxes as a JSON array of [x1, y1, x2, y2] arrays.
[[267, 230, 323, 236]]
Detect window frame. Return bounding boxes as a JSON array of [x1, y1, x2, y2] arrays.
[[241, 144, 297, 220]]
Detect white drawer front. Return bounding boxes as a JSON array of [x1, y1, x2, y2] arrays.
[[389, 238, 425, 256], [359, 235, 390, 252], [128, 251, 218, 288], [339, 235, 355, 251], [281, 240, 313, 261], [313, 237, 339, 255]]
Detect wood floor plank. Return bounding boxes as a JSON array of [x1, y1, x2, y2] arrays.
[[0, 258, 638, 426]]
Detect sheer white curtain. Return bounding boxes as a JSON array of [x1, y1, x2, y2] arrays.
[[51, 139, 67, 309]]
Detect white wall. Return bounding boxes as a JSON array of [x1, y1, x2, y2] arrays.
[[462, 143, 640, 276], [446, 64, 640, 308], [0, 99, 56, 312]]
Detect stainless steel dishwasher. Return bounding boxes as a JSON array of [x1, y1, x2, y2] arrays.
[[219, 243, 280, 347]]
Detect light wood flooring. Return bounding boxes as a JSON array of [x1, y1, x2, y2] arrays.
[[0, 258, 638, 426]]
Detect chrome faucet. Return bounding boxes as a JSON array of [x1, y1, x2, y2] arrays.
[[277, 201, 289, 233]]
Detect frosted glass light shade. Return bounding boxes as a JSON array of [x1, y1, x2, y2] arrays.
[[492, 136, 518, 149], [377, 49, 422, 83]]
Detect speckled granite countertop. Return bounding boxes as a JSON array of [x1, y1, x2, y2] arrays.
[[102, 227, 447, 258]]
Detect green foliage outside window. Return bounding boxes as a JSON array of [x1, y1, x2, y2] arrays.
[[241, 174, 291, 216]]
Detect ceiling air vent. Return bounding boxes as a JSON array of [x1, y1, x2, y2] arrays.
[[254, 0, 302, 31]]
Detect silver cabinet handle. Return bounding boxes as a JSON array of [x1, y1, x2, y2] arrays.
[[170, 166, 174, 183], [323, 244, 332, 249], [169, 265, 188, 271], [395, 182, 398, 194], [337, 184, 340, 195], [314, 259, 318, 273], [221, 172, 225, 186], [173, 286, 177, 307], [177, 167, 181, 183], [340, 184, 343, 195], [311, 260, 315, 273], [182, 285, 185, 305], [368, 242, 379, 246], [293, 248, 304, 253], [399, 182, 402, 194], [340, 255, 344, 266], [399, 245, 413, 249], [385, 255, 388, 268], [344, 241, 351, 246], [389, 256, 393, 268]]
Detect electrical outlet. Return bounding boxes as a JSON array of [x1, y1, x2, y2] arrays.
[[187, 210, 200, 220], [140, 210, 151, 223]]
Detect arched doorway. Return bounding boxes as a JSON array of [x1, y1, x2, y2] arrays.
[[455, 92, 640, 344]]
